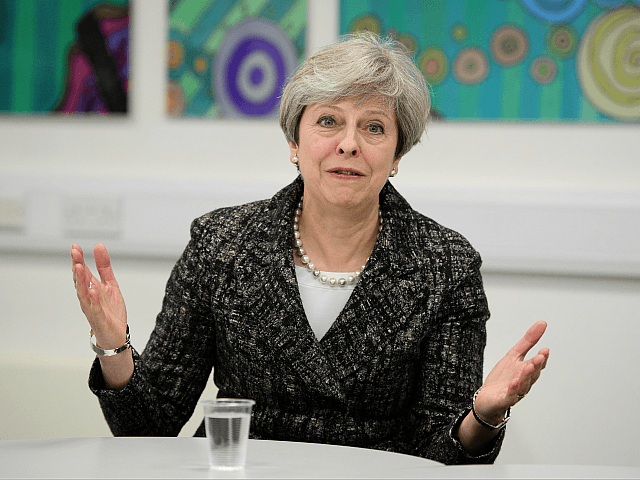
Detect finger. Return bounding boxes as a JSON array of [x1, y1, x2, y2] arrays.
[[541, 350, 549, 369], [75, 261, 100, 303], [506, 362, 529, 394], [74, 263, 91, 303], [527, 360, 544, 386], [510, 321, 547, 359], [531, 350, 547, 367], [508, 376, 528, 402], [94, 244, 119, 287], [515, 357, 539, 390], [532, 348, 550, 371], [528, 350, 550, 383], [76, 266, 106, 328], [516, 351, 549, 395], [87, 286, 107, 328], [71, 245, 86, 263], [71, 245, 85, 279]]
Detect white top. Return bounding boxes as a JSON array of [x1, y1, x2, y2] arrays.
[[295, 265, 357, 340]]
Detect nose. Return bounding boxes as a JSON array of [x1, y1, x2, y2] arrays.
[[336, 126, 359, 158]]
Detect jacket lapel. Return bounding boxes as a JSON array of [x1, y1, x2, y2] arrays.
[[241, 178, 347, 401], [319, 182, 435, 380]]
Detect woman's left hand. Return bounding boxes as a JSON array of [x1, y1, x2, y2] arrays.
[[474, 321, 549, 425]]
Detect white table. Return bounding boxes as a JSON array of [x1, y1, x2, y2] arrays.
[[0, 437, 638, 479]]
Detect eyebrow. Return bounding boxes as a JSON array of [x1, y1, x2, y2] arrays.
[[320, 105, 393, 121], [364, 110, 392, 120]]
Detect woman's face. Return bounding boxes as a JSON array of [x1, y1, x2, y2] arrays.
[[289, 97, 401, 212]]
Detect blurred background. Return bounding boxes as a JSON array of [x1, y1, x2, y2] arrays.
[[1, 0, 639, 467]]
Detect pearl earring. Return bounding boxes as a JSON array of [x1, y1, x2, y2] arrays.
[[292, 154, 299, 165], [390, 168, 397, 177]]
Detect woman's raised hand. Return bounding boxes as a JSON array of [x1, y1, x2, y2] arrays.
[[474, 321, 550, 425], [71, 243, 128, 351], [456, 321, 549, 454]]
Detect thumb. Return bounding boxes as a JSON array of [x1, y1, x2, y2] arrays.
[[511, 321, 547, 359]]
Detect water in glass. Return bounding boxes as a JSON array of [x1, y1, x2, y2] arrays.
[[205, 411, 251, 469]]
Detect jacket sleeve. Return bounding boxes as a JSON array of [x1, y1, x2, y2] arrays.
[[410, 250, 504, 464], [88, 215, 218, 436]]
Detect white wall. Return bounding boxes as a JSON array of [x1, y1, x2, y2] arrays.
[[1, 0, 639, 467]]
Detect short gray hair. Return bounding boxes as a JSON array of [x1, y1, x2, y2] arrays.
[[279, 32, 431, 159]]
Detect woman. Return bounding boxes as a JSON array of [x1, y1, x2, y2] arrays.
[[71, 33, 548, 465]]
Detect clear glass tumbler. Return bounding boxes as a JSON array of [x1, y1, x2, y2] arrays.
[[201, 398, 255, 470]]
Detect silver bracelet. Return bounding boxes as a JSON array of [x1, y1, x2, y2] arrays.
[[90, 326, 131, 356], [472, 388, 511, 430]]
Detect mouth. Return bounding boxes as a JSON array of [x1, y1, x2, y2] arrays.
[[329, 169, 363, 177]]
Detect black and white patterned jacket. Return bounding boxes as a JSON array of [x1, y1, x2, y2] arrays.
[[89, 176, 503, 465]]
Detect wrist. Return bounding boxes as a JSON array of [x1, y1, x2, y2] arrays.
[[472, 388, 510, 430], [90, 326, 130, 356]]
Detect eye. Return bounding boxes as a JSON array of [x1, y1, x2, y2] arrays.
[[367, 123, 384, 134], [318, 116, 335, 127]]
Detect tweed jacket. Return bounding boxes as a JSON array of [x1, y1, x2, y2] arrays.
[[89, 176, 504, 465]]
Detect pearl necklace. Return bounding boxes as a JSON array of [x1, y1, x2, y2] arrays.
[[293, 197, 383, 287]]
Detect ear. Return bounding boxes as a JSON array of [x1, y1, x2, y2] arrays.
[[392, 157, 402, 171], [288, 141, 298, 163]]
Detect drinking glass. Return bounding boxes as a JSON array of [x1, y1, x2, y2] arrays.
[[201, 398, 255, 470]]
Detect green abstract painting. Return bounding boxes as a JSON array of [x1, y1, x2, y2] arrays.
[[341, 0, 640, 122], [167, 0, 306, 118]]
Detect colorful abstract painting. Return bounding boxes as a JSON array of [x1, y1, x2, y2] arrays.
[[167, 0, 306, 118], [341, 0, 640, 123], [0, 0, 129, 114]]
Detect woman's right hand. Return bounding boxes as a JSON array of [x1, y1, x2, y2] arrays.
[[72, 243, 133, 389], [71, 243, 128, 348]]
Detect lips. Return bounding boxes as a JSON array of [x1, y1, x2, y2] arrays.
[[329, 169, 363, 176]]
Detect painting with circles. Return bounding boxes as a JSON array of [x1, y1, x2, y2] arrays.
[[167, 0, 306, 118], [341, 0, 640, 123]]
